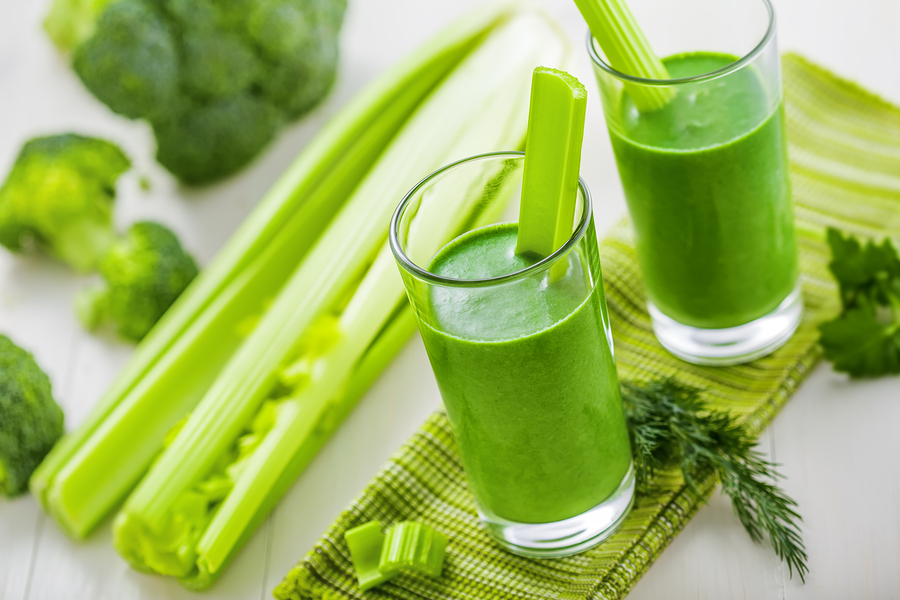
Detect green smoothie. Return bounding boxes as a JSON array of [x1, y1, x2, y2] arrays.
[[607, 52, 798, 329], [419, 222, 632, 525]]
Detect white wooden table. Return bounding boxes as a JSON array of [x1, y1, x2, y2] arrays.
[[1, 1, 899, 598]]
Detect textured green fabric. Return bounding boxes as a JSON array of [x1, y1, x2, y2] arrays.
[[275, 54, 900, 600]]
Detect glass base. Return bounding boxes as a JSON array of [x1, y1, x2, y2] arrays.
[[477, 463, 635, 558], [648, 285, 802, 366]]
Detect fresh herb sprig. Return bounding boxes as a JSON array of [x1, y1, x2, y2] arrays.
[[819, 227, 900, 377], [622, 379, 808, 581]]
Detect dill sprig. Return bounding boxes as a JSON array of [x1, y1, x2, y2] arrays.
[[622, 379, 808, 582]]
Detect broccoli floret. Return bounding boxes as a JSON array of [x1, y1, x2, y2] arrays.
[[46, 0, 347, 185], [152, 94, 283, 185], [0, 334, 65, 497], [0, 134, 129, 272], [72, 0, 180, 121], [78, 221, 199, 342], [44, 0, 117, 52]]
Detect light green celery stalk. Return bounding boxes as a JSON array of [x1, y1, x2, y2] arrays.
[[30, 0, 521, 539], [114, 11, 569, 588], [516, 66, 587, 283], [572, 0, 674, 111]]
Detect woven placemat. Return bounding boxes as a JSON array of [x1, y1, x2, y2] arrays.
[[274, 54, 900, 600]]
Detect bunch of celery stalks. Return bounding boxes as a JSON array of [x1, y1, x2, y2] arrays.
[[29, 1, 571, 590]]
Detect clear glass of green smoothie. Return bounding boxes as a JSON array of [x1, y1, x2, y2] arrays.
[[589, 0, 801, 365], [390, 152, 634, 558]]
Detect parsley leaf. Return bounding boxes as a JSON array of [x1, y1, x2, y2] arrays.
[[820, 308, 900, 376], [819, 227, 900, 377]]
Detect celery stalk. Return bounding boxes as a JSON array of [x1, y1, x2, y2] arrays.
[[113, 11, 569, 588], [516, 67, 587, 278], [30, 0, 521, 539], [573, 0, 674, 111]]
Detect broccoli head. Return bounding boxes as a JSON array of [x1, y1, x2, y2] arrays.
[[0, 134, 130, 272], [46, 0, 348, 185], [0, 334, 65, 497], [77, 221, 199, 342]]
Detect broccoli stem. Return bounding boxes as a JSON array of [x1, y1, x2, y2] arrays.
[[50, 217, 116, 273], [74, 286, 108, 332]]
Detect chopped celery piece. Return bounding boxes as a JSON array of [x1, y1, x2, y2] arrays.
[[345, 520, 448, 591], [345, 521, 395, 591], [516, 67, 587, 280], [573, 0, 674, 111], [29, 0, 518, 540], [112, 7, 569, 590], [379, 522, 447, 579]]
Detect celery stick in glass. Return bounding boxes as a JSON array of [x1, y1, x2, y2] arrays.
[[572, 0, 674, 111], [516, 67, 587, 281]]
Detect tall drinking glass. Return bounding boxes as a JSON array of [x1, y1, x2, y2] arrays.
[[589, 0, 801, 365], [390, 152, 634, 558]]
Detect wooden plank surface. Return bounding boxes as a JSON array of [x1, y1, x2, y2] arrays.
[[1, 0, 899, 599]]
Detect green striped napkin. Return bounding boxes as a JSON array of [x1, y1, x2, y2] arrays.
[[275, 54, 900, 600]]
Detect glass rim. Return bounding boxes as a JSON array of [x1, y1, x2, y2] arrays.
[[389, 151, 593, 288], [586, 0, 776, 86]]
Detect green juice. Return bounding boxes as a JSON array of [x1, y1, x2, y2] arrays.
[[608, 52, 798, 329], [419, 223, 632, 525]]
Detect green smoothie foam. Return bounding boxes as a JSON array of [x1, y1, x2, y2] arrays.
[[419, 222, 632, 525], [608, 52, 798, 329]]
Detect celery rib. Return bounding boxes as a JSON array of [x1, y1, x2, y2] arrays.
[[517, 67, 587, 271], [573, 0, 674, 111]]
